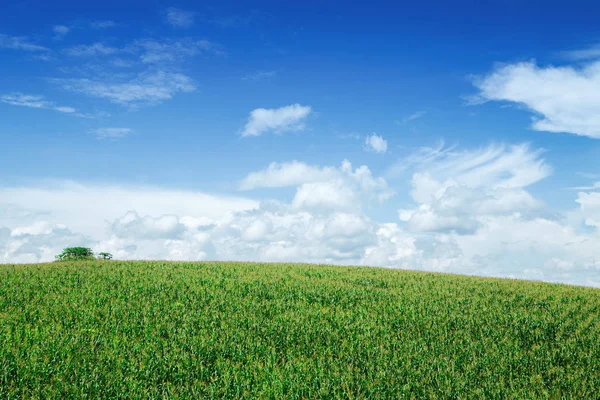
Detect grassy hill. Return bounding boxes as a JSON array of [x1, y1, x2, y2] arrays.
[[1, 261, 599, 399]]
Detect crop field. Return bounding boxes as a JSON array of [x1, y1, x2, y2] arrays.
[[1, 261, 599, 399]]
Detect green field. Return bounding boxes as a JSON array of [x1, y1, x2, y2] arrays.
[[1, 261, 599, 399]]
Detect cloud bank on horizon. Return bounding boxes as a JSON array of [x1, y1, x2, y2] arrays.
[[2, 1, 600, 287]]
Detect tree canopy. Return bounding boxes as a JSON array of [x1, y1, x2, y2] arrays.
[[98, 252, 113, 260], [55, 247, 95, 261]]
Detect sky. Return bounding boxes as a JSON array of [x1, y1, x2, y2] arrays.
[[2, 0, 600, 287]]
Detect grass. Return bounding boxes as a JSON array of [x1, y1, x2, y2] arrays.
[[1, 260, 599, 399]]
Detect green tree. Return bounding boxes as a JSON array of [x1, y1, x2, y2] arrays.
[[55, 247, 95, 261], [98, 252, 113, 260]]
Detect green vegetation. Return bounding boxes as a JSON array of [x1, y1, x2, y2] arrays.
[[54, 247, 95, 261], [97, 252, 113, 260], [1, 261, 599, 399], [55, 247, 113, 261]]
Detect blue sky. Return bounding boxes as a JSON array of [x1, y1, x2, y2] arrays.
[[2, 0, 600, 286]]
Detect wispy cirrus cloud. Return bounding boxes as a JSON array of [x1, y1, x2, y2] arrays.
[[63, 38, 223, 62], [0, 93, 94, 117], [561, 43, 600, 61], [56, 36, 220, 108], [394, 143, 550, 234], [242, 71, 277, 81], [398, 110, 427, 124], [90, 20, 117, 29], [90, 128, 133, 140], [53, 70, 196, 107], [63, 42, 119, 57], [0, 34, 49, 52], [165, 8, 196, 28], [241, 104, 312, 137], [132, 38, 224, 63]]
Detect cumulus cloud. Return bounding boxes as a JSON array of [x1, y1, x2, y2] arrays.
[[166, 7, 196, 28], [210, 205, 376, 264], [292, 180, 359, 212], [472, 60, 600, 138], [240, 161, 338, 190], [574, 191, 600, 228], [241, 159, 395, 210], [90, 128, 133, 139], [399, 186, 541, 234], [0, 182, 257, 239], [0, 222, 91, 264], [396, 143, 549, 234], [241, 104, 312, 137], [364, 133, 388, 153], [53, 70, 196, 107], [403, 143, 551, 204], [111, 211, 186, 240], [3, 146, 600, 287]]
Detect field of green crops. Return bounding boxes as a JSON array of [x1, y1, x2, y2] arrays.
[[1, 261, 599, 399]]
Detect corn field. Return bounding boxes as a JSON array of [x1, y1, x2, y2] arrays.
[[1, 261, 599, 399]]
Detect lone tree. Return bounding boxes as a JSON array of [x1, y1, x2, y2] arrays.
[[98, 252, 113, 260], [55, 247, 95, 261]]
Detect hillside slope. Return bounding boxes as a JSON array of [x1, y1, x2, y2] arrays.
[[1, 261, 599, 398]]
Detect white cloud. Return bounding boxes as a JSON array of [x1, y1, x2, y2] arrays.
[[398, 110, 427, 124], [359, 142, 600, 286], [0, 182, 257, 241], [53, 25, 70, 39], [574, 191, 600, 228], [473, 60, 600, 138], [0, 34, 49, 52], [1, 221, 90, 264], [90, 128, 133, 139], [567, 181, 600, 191], [132, 38, 223, 64], [54, 70, 196, 107], [242, 71, 277, 81], [0, 93, 91, 117], [166, 7, 196, 28], [211, 205, 376, 264], [4, 145, 600, 287], [241, 104, 312, 137], [241, 159, 395, 210], [396, 143, 549, 234], [364, 133, 388, 153], [399, 186, 541, 234], [111, 211, 186, 240], [240, 161, 338, 190], [63, 37, 222, 62], [90, 20, 117, 29], [63, 42, 119, 57], [562, 44, 600, 61], [400, 143, 551, 204], [292, 180, 359, 212]]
